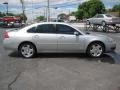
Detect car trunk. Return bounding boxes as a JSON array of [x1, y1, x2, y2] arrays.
[[112, 17, 120, 23]]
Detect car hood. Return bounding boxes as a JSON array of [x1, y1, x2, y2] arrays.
[[90, 34, 108, 37], [84, 33, 112, 40]]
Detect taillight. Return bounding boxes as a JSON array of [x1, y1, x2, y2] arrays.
[[3, 31, 9, 39]]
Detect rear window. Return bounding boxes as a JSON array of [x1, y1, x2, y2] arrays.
[[105, 14, 112, 17], [27, 27, 36, 33], [97, 15, 104, 18]]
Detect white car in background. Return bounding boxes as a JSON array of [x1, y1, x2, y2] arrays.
[[87, 14, 120, 26]]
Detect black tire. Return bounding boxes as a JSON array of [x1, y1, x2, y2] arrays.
[[93, 25, 98, 31], [101, 21, 106, 26], [86, 20, 90, 25], [87, 42, 105, 58], [19, 43, 36, 58]]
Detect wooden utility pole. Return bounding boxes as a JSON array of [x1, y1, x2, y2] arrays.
[[47, 0, 50, 22], [3, 2, 8, 16], [20, 0, 26, 23]]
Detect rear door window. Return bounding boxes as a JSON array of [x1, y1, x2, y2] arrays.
[[36, 24, 56, 33], [106, 14, 112, 17]]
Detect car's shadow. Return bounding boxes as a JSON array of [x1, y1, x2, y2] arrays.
[[8, 52, 115, 64]]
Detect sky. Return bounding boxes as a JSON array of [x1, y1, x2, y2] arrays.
[[0, 0, 120, 20]]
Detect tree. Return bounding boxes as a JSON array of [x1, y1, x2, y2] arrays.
[[0, 12, 6, 17], [0, 12, 15, 17], [7, 13, 15, 16], [76, 0, 105, 20], [112, 4, 120, 12], [69, 11, 76, 16], [15, 13, 27, 23], [75, 9, 84, 20], [112, 4, 120, 17], [106, 4, 120, 17], [36, 16, 44, 21]]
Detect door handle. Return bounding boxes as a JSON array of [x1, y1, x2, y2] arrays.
[[59, 36, 65, 39], [33, 35, 39, 39]]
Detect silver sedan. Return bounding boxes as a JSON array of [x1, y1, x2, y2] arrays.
[[87, 14, 120, 26], [3, 22, 116, 58]]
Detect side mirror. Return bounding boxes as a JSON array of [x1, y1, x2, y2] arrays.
[[74, 31, 79, 36]]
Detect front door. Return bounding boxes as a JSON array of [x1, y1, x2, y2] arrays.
[[56, 24, 84, 52]]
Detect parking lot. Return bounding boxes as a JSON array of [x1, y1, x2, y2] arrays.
[[0, 25, 120, 90]]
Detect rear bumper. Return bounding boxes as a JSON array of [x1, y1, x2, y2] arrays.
[[106, 21, 120, 25], [3, 39, 18, 51]]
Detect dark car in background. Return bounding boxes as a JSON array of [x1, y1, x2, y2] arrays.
[[0, 18, 4, 27]]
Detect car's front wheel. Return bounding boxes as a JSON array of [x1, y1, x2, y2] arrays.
[[87, 42, 104, 58], [19, 43, 36, 58]]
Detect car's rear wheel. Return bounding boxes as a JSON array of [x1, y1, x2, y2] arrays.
[[87, 42, 104, 58], [19, 43, 36, 58], [101, 21, 106, 26], [86, 20, 90, 25]]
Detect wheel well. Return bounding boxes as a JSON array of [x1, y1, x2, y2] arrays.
[[86, 20, 90, 24], [86, 41, 106, 53], [18, 41, 37, 52], [102, 21, 105, 22], [101, 21, 106, 24]]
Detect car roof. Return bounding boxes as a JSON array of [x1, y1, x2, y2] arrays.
[[32, 22, 69, 26], [25, 22, 71, 29], [20, 22, 73, 31], [97, 14, 111, 16], [20, 22, 85, 35]]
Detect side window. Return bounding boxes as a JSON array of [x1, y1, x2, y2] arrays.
[[106, 14, 112, 17], [97, 15, 104, 18], [56, 24, 76, 34], [36, 24, 55, 33], [27, 27, 36, 33]]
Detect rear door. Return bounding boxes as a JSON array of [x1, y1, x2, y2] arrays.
[[91, 15, 98, 24], [32, 24, 57, 51], [96, 14, 104, 24]]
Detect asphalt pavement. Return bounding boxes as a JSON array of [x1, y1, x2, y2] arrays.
[[0, 25, 120, 90]]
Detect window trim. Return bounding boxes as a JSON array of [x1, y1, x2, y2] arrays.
[[97, 15, 104, 18], [56, 24, 81, 35], [27, 26, 37, 33], [35, 24, 56, 34]]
